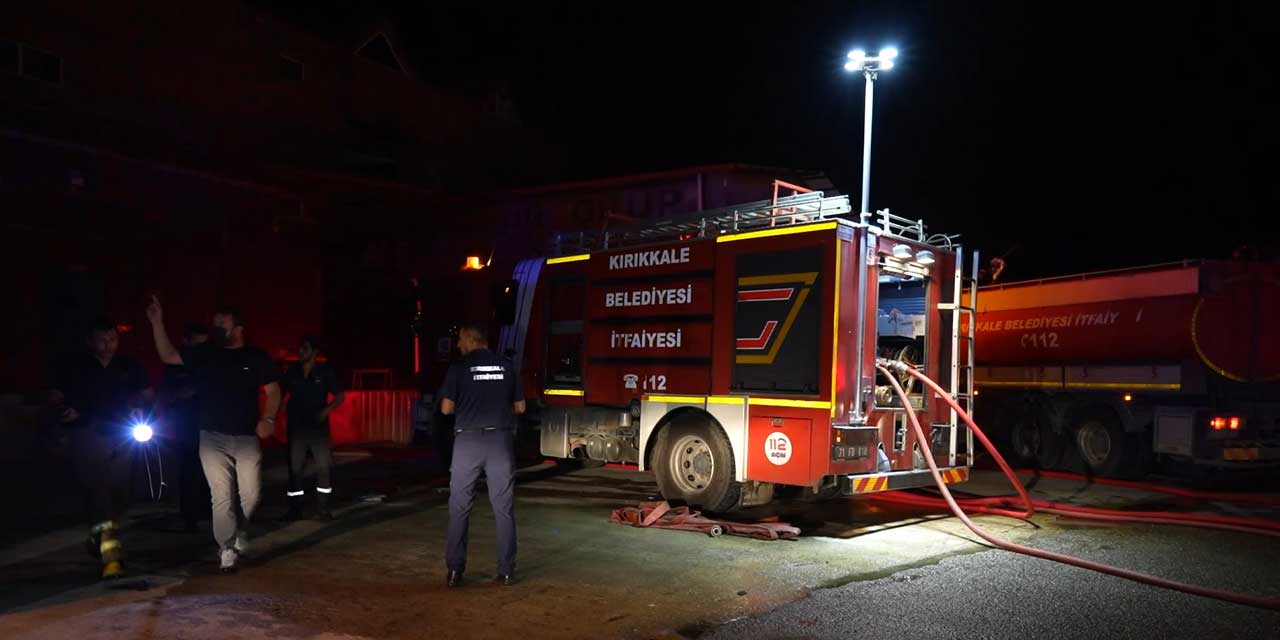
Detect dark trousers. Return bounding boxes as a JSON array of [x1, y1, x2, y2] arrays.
[[70, 427, 132, 525], [177, 435, 211, 525], [446, 429, 517, 575], [288, 428, 333, 497]]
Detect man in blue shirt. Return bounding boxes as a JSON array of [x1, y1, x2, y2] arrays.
[[439, 324, 525, 587]]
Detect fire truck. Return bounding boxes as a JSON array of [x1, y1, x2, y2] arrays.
[[969, 260, 1280, 478], [496, 186, 978, 511]]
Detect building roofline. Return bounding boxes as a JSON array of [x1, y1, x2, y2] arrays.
[[511, 163, 825, 195]]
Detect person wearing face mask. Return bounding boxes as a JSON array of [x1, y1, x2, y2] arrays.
[[158, 323, 212, 532], [49, 318, 154, 580], [280, 335, 344, 521], [146, 297, 281, 574]]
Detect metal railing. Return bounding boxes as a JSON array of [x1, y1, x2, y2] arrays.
[[551, 191, 853, 256], [549, 185, 961, 257]]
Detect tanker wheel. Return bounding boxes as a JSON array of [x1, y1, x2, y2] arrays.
[[1004, 399, 1065, 469], [1072, 410, 1147, 479], [653, 415, 742, 513]]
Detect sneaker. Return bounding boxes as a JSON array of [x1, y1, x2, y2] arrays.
[[219, 547, 239, 573], [233, 530, 250, 556]]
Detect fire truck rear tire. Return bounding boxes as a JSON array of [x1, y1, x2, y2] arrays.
[[652, 416, 743, 513], [1072, 409, 1147, 479]]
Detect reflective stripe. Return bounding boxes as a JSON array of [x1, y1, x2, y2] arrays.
[[716, 221, 838, 243], [316, 487, 333, 494], [748, 397, 831, 410], [706, 396, 746, 405], [286, 491, 305, 497], [546, 254, 590, 265], [100, 540, 122, 552]]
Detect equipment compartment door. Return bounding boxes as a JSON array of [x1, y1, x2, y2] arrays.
[[747, 416, 812, 485], [731, 246, 824, 394]]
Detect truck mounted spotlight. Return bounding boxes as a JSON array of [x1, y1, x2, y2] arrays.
[[132, 423, 154, 443], [845, 44, 898, 215], [892, 244, 914, 260], [915, 250, 935, 265]]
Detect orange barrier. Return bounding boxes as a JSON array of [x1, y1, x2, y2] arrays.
[[271, 390, 420, 447]]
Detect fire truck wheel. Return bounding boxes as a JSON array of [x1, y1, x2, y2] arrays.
[[653, 416, 743, 513], [1003, 400, 1064, 469], [1073, 410, 1146, 479]]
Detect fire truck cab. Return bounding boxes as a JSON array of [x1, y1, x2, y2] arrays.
[[498, 188, 978, 511]]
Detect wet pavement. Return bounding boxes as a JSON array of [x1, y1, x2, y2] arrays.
[[1, 443, 1278, 639]]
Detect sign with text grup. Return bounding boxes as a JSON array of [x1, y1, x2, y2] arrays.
[[585, 363, 711, 405], [586, 321, 713, 358], [591, 278, 715, 317], [588, 240, 715, 279]]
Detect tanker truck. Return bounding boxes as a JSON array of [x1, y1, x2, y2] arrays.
[[968, 259, 1280, 479]]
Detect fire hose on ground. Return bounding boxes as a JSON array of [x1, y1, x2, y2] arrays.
[[1006, 467, 1280, 507], [875, 359, 1280, 611]]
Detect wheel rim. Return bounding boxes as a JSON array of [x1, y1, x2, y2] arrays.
[[669, 434, 715, 494], [1076, 421, 1112, 468]]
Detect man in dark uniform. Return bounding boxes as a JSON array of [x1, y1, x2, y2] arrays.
[[50, 318, 154, 579], [439, 324, 525, 587], [281, 335, 344, 521]]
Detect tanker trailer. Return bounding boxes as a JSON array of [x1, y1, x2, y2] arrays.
[[968, 259, 1280, 478]]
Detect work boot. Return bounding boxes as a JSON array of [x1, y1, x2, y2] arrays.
[[97, 522, 124, 580], [446, 570, 463, 587], [315, 492, 333, 521], [284, 496, 304, 521]]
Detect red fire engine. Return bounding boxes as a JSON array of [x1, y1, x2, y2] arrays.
[[497, 186, 978, 511], [970, 260, 1280, 478]]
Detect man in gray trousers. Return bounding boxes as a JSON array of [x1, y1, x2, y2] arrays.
[[439, 325, 525, 587], [147, 297, 281, 573]]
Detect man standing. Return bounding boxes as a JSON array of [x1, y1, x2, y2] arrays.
[[146, 297, 281, 573], [281, 336, 344, 521], [159, 324, 211, 532], [439, 325, 524, 587], [51, 319, 154, 580]]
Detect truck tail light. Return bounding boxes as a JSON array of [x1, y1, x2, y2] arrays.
[[1210, 416, 1243, 431]]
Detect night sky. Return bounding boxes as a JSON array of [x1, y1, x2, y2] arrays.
[[259, 1, 1278, 280]]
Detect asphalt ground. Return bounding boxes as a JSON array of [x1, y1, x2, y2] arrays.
[[0, 442, 1277, 639]]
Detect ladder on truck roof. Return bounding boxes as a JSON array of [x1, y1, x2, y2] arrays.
[[551, 191, 853, 256], [551, 190, 958, 256]]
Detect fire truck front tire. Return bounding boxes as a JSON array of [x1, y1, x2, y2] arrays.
[[1003, 398, 1065, 469], [652, 416, 743, 513]]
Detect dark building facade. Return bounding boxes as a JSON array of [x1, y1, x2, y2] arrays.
[[1, 1, 535, 396], [1, 2, 841, 401]]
